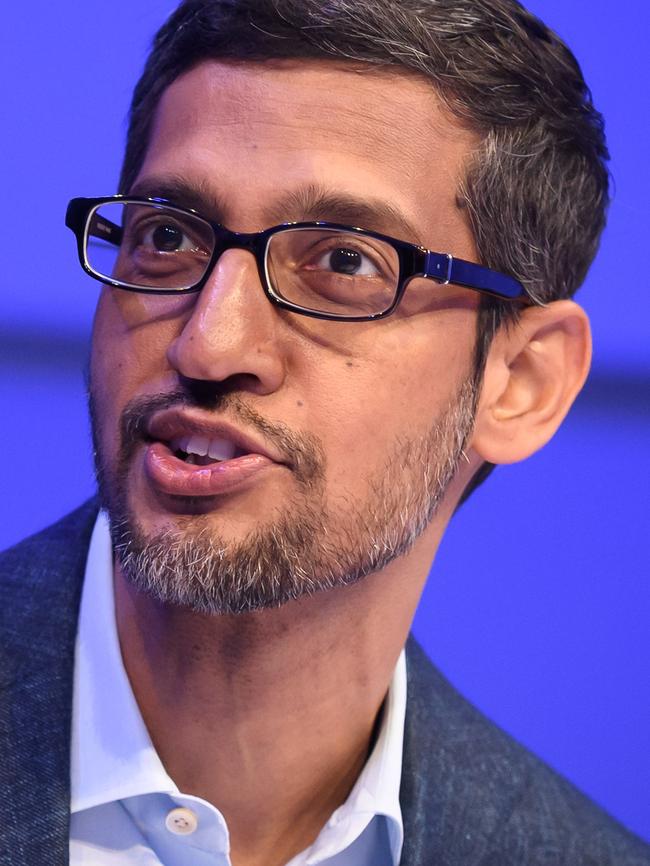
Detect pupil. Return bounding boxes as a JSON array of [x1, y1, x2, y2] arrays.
[[152, 223, 183, 251], [329, 247, 361, 275]]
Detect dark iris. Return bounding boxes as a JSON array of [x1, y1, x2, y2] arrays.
[[329, 247, 361, 274], [152, 223, 184, 251]]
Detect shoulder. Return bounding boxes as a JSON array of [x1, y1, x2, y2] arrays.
[[0, 502, 98, 862], [402, 637, 650, 866], [0, 499, 99, 591], [0, 500, 99, 657]]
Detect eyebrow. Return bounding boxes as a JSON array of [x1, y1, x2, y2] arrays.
[[128, 176, 426, 246], [129, 176, 228, 219], [267, 184, 426, 245]]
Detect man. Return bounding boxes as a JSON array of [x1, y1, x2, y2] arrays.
[[1, 0, 648, 864]]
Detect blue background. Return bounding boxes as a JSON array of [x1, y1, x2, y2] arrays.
[[1, 0, 648, 841]]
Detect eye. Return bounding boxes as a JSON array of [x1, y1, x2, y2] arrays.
[[141, 220, 197, 253], [315, 245, 382, 277], [150, 222, 185, 251]]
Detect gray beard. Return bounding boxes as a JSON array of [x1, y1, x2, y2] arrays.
[[90, 378, 477, 615]]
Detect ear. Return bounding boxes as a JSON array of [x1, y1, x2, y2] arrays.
[[470, 300, 592, 464]]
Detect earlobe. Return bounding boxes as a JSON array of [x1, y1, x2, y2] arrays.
[[471, 300, 592, 465]]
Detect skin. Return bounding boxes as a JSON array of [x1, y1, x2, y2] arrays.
[[90, 60, 592, 866]]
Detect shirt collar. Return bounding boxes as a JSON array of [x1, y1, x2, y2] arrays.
[[71, 511, 405, 864], [71, 511, 177, 812]]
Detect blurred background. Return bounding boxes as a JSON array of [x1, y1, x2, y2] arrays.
[[1, 0, 648, 841]]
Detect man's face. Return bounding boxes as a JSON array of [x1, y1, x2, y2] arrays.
[[90, 60, 482, 612]]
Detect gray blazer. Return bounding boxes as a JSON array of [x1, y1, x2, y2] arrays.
[[0, 501, 648, 865]]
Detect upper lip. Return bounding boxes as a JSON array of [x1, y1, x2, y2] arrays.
[[146, 408, 287, 465]]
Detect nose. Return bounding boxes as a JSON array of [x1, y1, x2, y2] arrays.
[[166, 248, 287, 395]]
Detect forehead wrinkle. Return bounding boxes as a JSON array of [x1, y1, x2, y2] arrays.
[[168, 61, 447, 182]]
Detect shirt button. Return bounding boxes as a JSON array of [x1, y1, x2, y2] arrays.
[[165, 807, 199, 835]]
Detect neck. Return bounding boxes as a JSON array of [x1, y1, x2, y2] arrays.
[[114, 541, 430, 866]]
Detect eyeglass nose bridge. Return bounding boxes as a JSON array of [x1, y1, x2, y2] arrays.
[[198, 224, 271, 293]]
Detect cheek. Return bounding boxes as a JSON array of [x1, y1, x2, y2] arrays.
[[90, 293, 125, 424], [90, 290, 184, 441], [313, 309, 476, 475]]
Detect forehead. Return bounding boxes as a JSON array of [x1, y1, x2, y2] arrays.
[[137, 59, 477, 248]]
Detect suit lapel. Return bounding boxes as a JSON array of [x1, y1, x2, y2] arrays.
[[0, 502, 97, 866], [399, 638, 527, 866]]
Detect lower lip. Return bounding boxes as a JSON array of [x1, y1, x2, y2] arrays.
[[144, 441, 279, 497]]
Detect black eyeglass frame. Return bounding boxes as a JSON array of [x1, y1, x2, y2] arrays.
[[66, 195, 530, 322]]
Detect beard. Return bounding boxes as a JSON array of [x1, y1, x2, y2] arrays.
[[89, 376, 478, 615]]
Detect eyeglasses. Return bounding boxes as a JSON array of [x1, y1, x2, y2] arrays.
[[66, 195, 530, 322]]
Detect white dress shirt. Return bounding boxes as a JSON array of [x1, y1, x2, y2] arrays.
[[70, 511, 406, 865]]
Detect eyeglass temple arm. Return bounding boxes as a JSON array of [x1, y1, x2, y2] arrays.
[[88, 213, 123, 246], [65, 199, 123, 246], [424, 251, 528, 301]]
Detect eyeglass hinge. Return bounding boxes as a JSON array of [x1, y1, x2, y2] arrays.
[[425, 252, 454, 284], [443, 253, 453, 285]]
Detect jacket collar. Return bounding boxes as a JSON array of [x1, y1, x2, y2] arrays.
[[399, 637, 533, 866], [0, 500, 98, 865]]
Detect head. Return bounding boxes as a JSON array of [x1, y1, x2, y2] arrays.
[[88, 0, 608, 615]]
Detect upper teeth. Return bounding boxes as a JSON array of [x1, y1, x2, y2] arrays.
[[170, 435, 238, 461]]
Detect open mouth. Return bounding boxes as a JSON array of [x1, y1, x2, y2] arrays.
[[168, 434, 248, 466], [142, 409, 286, 498]]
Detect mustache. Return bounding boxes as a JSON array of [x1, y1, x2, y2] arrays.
[[118, 388, 325, 486]]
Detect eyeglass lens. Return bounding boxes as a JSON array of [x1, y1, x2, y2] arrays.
[[85, 201, 401, 316], [86, 202, 212, 291]]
